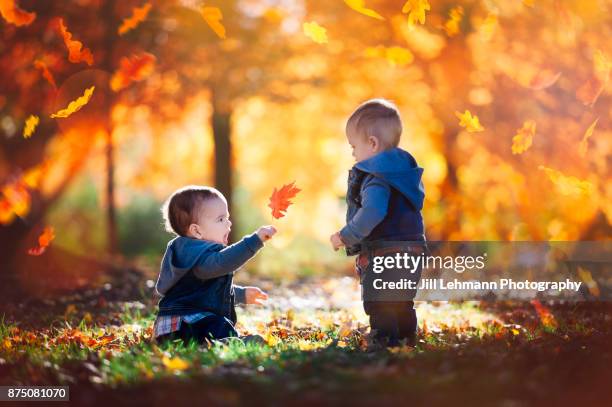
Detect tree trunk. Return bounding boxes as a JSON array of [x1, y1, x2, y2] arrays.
[[211, 95, 234, 241], [102, 0, 118, 255]]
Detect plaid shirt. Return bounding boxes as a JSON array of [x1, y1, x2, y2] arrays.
[[153, 312, 215, 338]]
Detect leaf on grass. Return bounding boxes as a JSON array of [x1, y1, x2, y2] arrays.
[[511, 120, 536, 155], [344, 0, 384, 21], [302, 21, 328, 44], [538, 165, 593, 196], [402, 0, 430, 27], [578, 118, 598, 157], [268, 182, 301, 219], [530, 299, 557, 329], [0, 0, 35, 26], [118, 3, 152, 35], [162, 355, 190, 371], [455, 110, 484, 132], [22, 115, 39, 139], [27, 226, 55, 256], [34, 60, 57, 90], [50, 86, 95, 119], [201, 6, 226, 39], [57, 18, 94, 66], [110, 53, 156, 91]]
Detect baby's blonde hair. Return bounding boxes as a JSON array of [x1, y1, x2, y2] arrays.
[[346, 98, 402, 148]]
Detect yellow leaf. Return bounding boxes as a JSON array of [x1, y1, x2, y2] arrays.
[[22, 115, 39, 138], [578, 118, 598, 157], [443, 6, 463, 37], [455, 110, 484, 132], [512, 120, 536, 155], [538, 166, 593, 196], [302, 21, 328, 44], [162, 355, 190, 371], [201, 6, 226, 39], [337, 340, 348, 348], [344, 0, 384, 21], [264, 330, 279, 346], [50, 86, 95, 119], [402, 0, 430, 27]]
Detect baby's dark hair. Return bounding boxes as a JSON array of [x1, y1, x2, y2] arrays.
[[346, 98, 403, 148], [161, 185, 225, 236]]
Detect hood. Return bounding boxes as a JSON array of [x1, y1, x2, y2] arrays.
[[155, 236, 222, 296], [354, 147, 425, 210]]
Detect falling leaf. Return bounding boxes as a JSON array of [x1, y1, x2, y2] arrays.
[[118, 3, 152, 35], [110, 53, 156, 91], [402, 0, 430, 27], [34, 60, 57, 90], [302, 21, 328, 44], [22, 115, 39, 139], [27, 226, 55, 256], [201, 6, 226, 39], [577, 267, 600, 297], [512, 120, 536, 155], [530, 299, 557, 329], [57, 18, 94, 66], [268, 182, 301, 219], [578, 118, 598, 157], [343, 0, 384, 21], [538, 166, 593, 196], [50, 86, 95, 119], [455, 110, 484, 132], [528, 70, 561, 90], [443, 6, 463, 37], [0, 0, 35, 26]]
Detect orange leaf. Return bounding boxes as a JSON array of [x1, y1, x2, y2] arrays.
[[201, 6, 226, 39], [118, 3, 152, 35], [57, 18, 94, 66], [0, 0, 35, 26], [578, 118, 599, 157], [268, 182, 301, 219], [110, 53, 156, 91], [530, 299, 557, 329], [28, 226, 55, 256], [34, 60, 57, 90]]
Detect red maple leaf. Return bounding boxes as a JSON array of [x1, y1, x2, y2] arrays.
[[268, 182, 301, 219]]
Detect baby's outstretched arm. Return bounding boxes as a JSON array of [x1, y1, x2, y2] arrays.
[[235, 285, 268, 305]]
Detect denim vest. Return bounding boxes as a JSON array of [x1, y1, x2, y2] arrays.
[[157, 271, 237, 322], [346, 168, 425, 255]]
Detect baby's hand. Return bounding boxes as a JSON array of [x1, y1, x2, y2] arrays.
[[330, 232, 345, 251], [256, 225, 277, 242], [244, 286, 268, 305]]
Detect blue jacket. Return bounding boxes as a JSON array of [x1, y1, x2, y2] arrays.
[[340, 147, 425, 255], [155, 233, 263, 320]]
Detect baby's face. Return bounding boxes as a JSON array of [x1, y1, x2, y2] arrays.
[[190, 197, 232, 245], [347, 129, 380, 162]]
